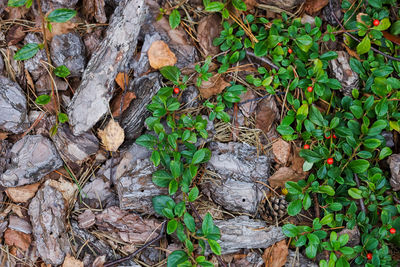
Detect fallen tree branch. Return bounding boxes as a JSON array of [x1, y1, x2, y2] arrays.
[[103, 220, 167, 267]]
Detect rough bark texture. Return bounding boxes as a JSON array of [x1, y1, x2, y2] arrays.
[[202, 142, 270, 214], [28, 185, 70, 265], [329, 51, 359, 96], [285, 250, 318, 267], [0, 76, 29, 134], [215, 216, 285, 254], [259, 0, 304, 10], [52, 123, 99, 165], [67, 0, 145, 135], [120, 73, 161, 140], [388, 154, 400, 191], [0, 135, 63, 187]]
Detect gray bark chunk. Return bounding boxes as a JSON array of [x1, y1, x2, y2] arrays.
[[203, 142, 270, 213], [259, 0, 304, 10], [8, 215, 32, 234], [35, 74, 68, 92], [0, 140, 11, 174], [0, 76, 29, 134], [215, 216, 285, 254], [329, 51, 359, 96], [23, 33, 47, 81], [338, 227, 360, 247], [52, 123, 99, 165], [38, 0, 79, 13], [120, 73, 161, 140], [50, 33, 85, 77], [81, 178, 117, 209], [285, 250, 318, 267], [28, 185, 70, 265], [388, 154, 400, 191], [0, 135, 63, 187], [0, 53, 4, 74], [67, 0, 145, 135]]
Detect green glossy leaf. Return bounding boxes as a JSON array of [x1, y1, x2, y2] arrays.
[[232, 0, 246, 10], [295, 35, 313, 52], [167, 219, 178, 234], [14, 43, 40, 61], [152, 195, 174, 215], [379, 147, 392, 160], [348, 188, 362, 199], [54, 65, 71, 78], [47, 8, 77, 22], [204, 1, 225, 11], [160, 66, 180, 83], [282, 224, 299, 237], [348, 159, 369, 173], [169, 9, 181, 29], [136, 134, 157, 149], [208, 239, 221, 255], [57, 112, 68, 123], [188, 187, 199, 202], [8, 0, 28, 7], [356, 35, 371, 55], [167, 250, 188, 267], [35, 94, 51, 105], [152, 170, 174, 187], [288, 199, 302, 216], [183, 212, 196, 232]]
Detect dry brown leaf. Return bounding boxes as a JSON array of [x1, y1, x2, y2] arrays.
[[98, 119, 125, 152], [0, 132, 8, 140], [272, 139, 291, 165], [356, 13, 368, 25], [344, 45, 361, 60], [45, 21, 77, 40], [6, 25, 26, 46], [148, 40, 177, 69], [199, 74, 230, 99], [46, 178, 78, 203], [290, 147, 306, 174], [197, 14, 222, 56], [6, 183, 40, 203], [11, 205, 24, 218], [304, 0, 329, 14], [62, 254, 84, 267], [255, 97, 279, 134], [383, 31, 400, 46], [111, 91, 136, 117], [244, 0, 258, 10], [115, 72, 129, 90], [4, 229, 31, 251], [269, 167, 305, 188], [92, 255, 106, 267], [262, 240, 288, 267]]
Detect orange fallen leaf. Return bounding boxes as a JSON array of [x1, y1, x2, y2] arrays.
[[262, 240, 288, 267], [0, 132, 8, 140], [4, 229, 32, 251], [111, 91, 136, 117], [304, 0, 328, 14], [5, 183, 40, 203], [272, 139, 291, 165], [148, 40, 177, 69], [62, 254, 84, 267], [45, 21, 77, 40], [199, 73, 230, 99], [115, 72, 129, 90], [383, 31, 400, 46], [98, 119, 125, 152]]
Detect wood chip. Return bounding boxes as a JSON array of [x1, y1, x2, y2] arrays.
[[98, 119, 125, 152], [5, 183, 40, 203], [46, 178, 78, 204], [147, 40, 177, 69], [262, 240, 289, 267], [62, 254, 84, 267], [4, 228, 31, 251]]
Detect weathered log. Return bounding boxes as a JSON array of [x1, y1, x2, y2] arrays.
[[215, 216, 285, 254], [67, 0, 145, 135]]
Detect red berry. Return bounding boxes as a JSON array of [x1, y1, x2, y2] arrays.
[[373, 19, 380, 26], [367, 253, 373, 260], [173, 87, 180, 94], [278, 43, 282, 46], [327, 158, 334, 165], [325, 133, 331, 139], [307, 86, 313, 92], [390, 228, 396, 234], [288, 48, 293, 54], [333, 133, 337, 139], [304, 144, 310, 149]]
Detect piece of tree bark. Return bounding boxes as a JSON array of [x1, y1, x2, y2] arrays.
[[67, 0, 145, 135], [120, 73, 161, 140], [215, 216, 285, 254], [285, 250, 317, 267]]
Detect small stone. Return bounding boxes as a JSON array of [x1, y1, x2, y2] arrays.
[[29, 185, 70, 265], [0, 76, 29, 134], [147, 40, 177, 69], [272, 139, 291, 164], [0, 135, 63, 187], [23, 33, 47, 81], [51, 33, 85, 77], [382, 131, 395, 148], [388, 154, 400, 191]]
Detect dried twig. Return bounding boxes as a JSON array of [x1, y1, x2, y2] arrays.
[[103, 221, 167, 267], [329, 0, 400, 62], [312, 193, 320, 219], [354, 174, 366, 213]]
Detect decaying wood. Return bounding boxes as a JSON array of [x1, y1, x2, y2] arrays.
[[28, 185, 70, 265], [215, 216, 285, 254], [120, 73, 161, 140], [67, 0, 145, 135]]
